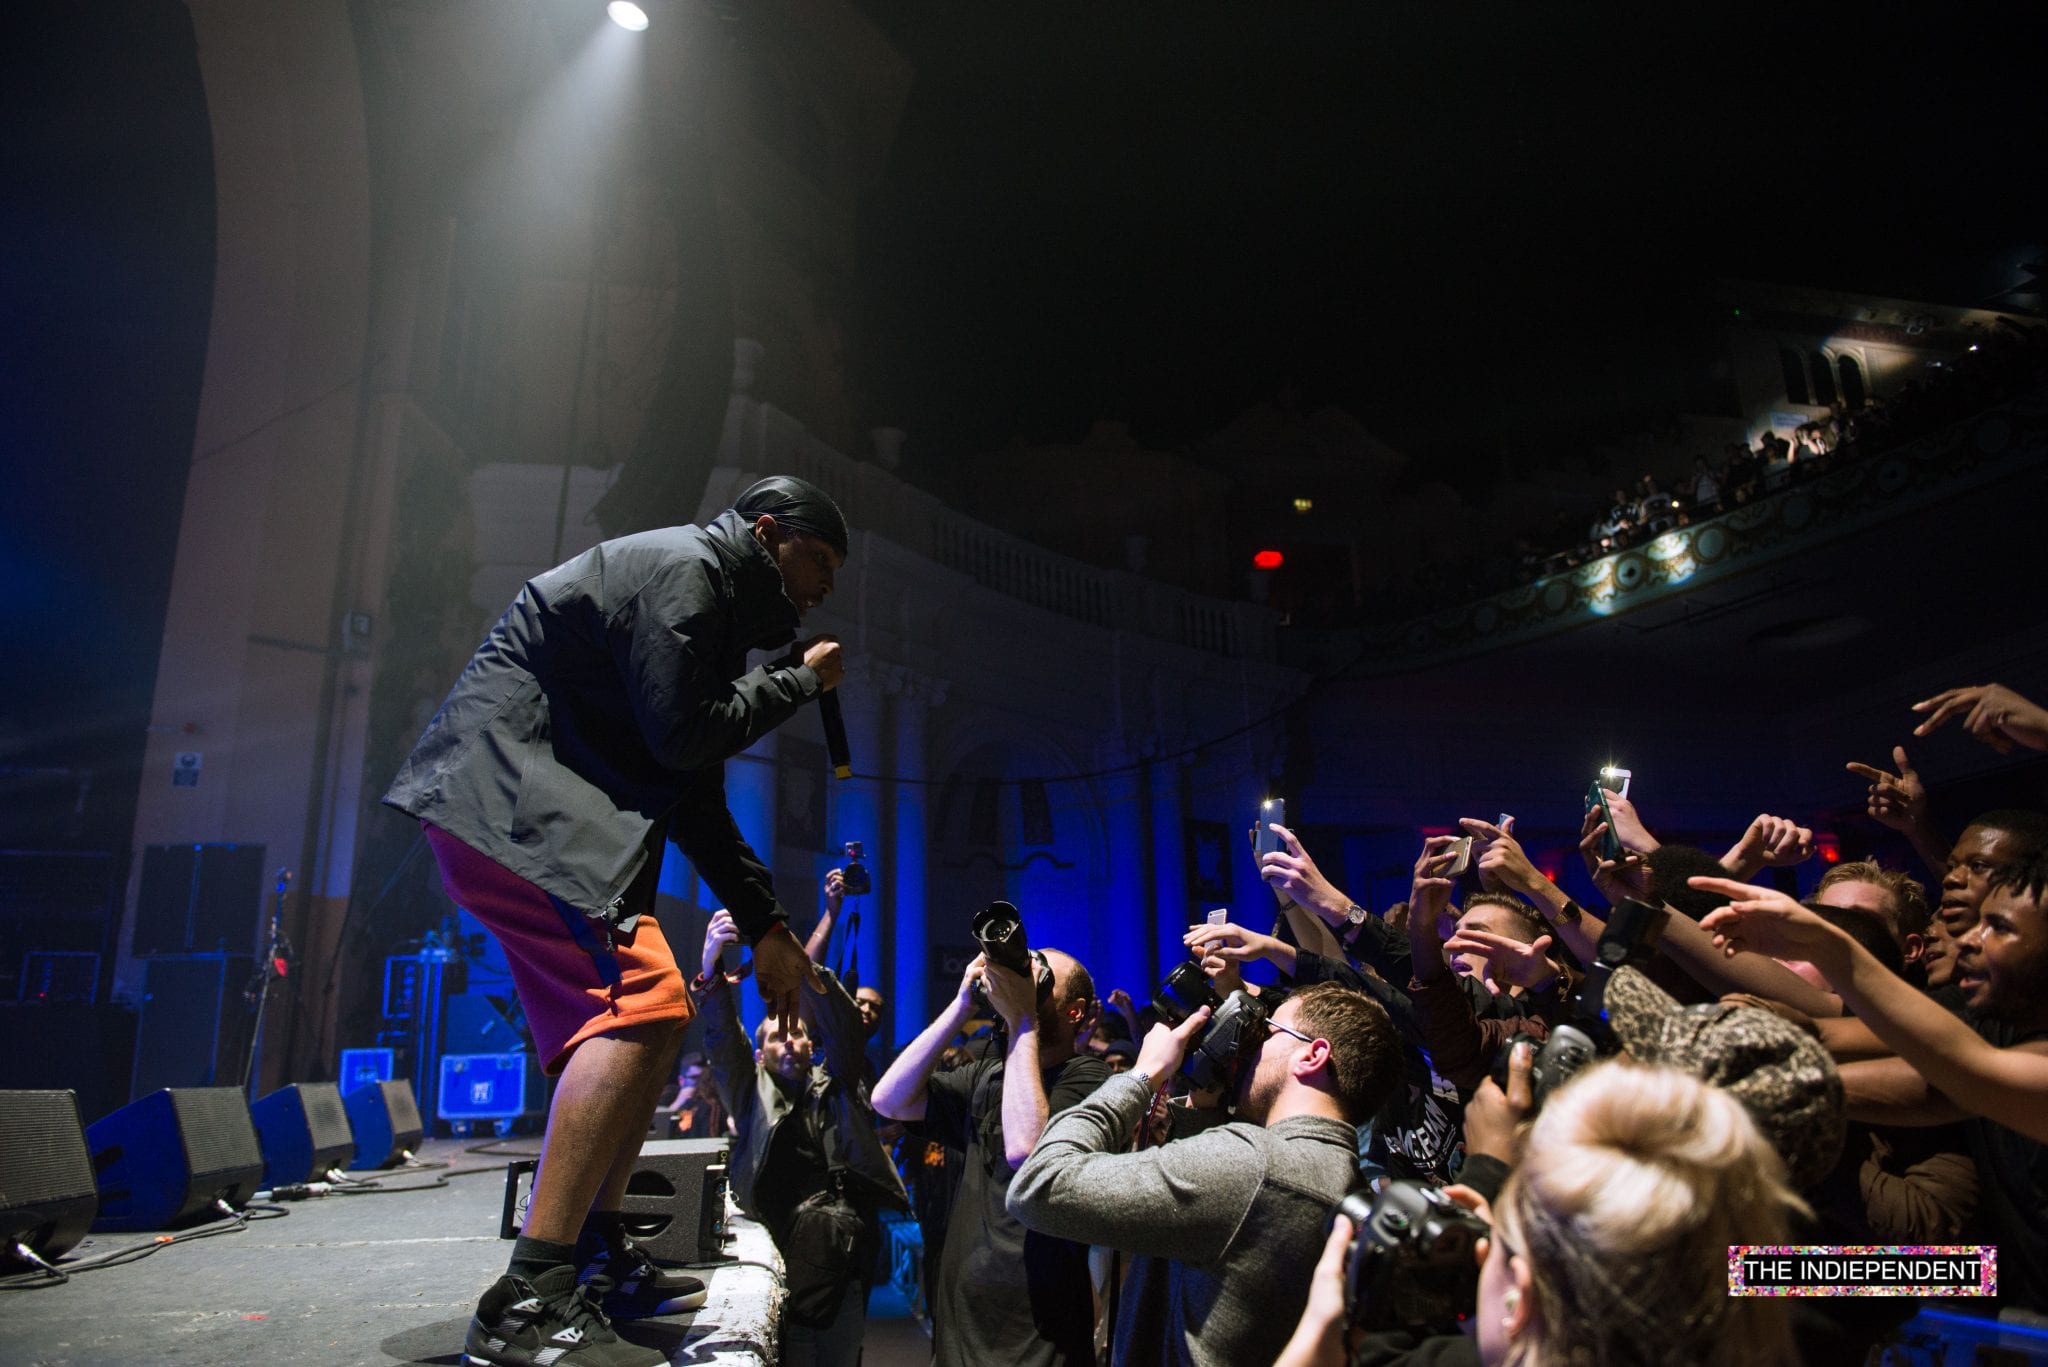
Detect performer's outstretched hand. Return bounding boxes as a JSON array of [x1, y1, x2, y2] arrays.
[[754, 921, 823, 1029]]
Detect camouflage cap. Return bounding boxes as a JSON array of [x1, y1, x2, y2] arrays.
[[1603, 965, 1845, 1189]]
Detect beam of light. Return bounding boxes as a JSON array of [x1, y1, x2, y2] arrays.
[[608, 2, 649, 31]]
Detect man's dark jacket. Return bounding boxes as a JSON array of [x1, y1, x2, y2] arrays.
[[700, 964, 910, 1225], [383, 510, 821, 938]]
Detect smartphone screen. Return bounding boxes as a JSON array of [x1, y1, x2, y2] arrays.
[[1255, 798, 1286, 857]]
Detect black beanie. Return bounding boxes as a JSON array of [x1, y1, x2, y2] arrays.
[[731, 475, 849, 558]]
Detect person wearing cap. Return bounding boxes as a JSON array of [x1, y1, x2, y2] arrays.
[[384, 475, 849, 1367]]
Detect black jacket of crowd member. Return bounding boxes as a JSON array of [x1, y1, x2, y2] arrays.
[[700, 963, 910, 1227], [384, 510, 823, 936]]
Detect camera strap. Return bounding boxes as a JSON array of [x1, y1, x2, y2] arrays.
[[836, 897, 861, 987]]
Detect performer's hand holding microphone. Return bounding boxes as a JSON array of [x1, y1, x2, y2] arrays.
[[798, 636, 850, 780]]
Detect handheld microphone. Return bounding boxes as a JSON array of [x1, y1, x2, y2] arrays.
[[819, 689, 851, 780]]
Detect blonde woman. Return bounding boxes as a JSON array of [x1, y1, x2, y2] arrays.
[[1280, 1059, 1807, 1367]]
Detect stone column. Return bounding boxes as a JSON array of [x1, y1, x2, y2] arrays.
[[1150, 757, 1192, 983], [828, 660, 888, 991], [887, 667, 948, 1045], [1094, 737, 1153, 997]]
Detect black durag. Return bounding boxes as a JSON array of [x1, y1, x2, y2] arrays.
[[731, 475, 848, 558]]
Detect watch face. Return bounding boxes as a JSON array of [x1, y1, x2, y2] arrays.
[[1346, 904, 1369, 925]]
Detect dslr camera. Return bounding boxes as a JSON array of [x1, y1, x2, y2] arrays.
[[970, 901, 1053, 1016], [1341, 1179, 1490, 1334], [1149, 959, 1274, 1095], [840, 841, 871, 897]]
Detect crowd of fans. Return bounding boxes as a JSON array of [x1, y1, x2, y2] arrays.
[[672, 677, 2048, 1365], [1366, 317, 2048, 623]]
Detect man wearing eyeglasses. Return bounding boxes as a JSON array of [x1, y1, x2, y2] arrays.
[[1007, 983, 1402, 1367]]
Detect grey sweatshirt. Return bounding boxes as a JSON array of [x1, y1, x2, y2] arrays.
[[1007, 1072, 1359, 1367]]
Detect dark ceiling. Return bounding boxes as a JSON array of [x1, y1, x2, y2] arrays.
[[851, 2, 2048, 483]]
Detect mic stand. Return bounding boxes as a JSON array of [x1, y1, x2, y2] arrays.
[[243, 870, 297, 1097]]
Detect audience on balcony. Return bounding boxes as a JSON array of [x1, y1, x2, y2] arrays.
[[1376, 316, 2046, 624]]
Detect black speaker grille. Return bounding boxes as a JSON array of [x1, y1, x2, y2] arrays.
[[301, 1084, 351, 1151], [381, 1079, 422, 1136], [168, 1087, 261, 1184], [0, 1091, 94, 1205]]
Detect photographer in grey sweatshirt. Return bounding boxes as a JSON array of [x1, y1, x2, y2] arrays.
[[1008, 983, 1402, 1366]]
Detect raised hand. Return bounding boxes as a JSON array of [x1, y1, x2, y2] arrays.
[[1689, 875, 1847, 966], [1461, 1039, 1535, 1165], [1576, 811, 1651, 903], [1846, 746, 1930, 833], [701, 908, 739, 983], [1409, 834, 1462, 924], [1134, 1006, 1212, 1090], [1600, 788, 1661, 854], [1463, 817, 1544, 897], [1259, 825, 1350, 922], [1912, 683, 2048, 755], [823, 867, 845, 910], [1724, 813, 1816, 878], [954, 952, 989, 1011], [980, 957, 1038, 1032], [1183, 921, 1283, 965], [1200, 951, 1247, 996], [752, 921, 824, 1030], [1442, 926, 1560, 992]]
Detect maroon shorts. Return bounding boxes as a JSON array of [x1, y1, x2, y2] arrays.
[[422, 825, 692, 1074]]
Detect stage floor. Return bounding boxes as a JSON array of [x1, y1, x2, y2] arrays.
[[0, 1139, 794, 1367]]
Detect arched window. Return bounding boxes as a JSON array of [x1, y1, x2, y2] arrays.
[[1836, 354, 1867, 409], [1779, 347, 1810, 405], [1807, 352, 1838, 407]]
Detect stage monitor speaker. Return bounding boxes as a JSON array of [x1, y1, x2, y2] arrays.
[[619, 1137, 731, 1266], [132, 842, 264, 957], [343, 1079, 423, 1170], [87, 1087, 263, 1231], [0, 1090, 98, 1264], [129, 953, 253, 1100], [249, 1083, 354, 1187]]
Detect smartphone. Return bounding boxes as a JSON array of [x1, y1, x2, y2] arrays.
[[1254, 798, 1286, 858], [718, 941, 745, 978], [1445, 836, 1475, 876], [1206, 907, 1230, 927], [1598, 766, 1633, 800], [1585, 780, 1622, 861]]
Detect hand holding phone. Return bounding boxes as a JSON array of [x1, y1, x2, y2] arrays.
[[1254, 798, 1286, 858], [1586, 781, 1622, 861]]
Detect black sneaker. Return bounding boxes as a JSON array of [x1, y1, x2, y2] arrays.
[[577, 1235, 708, 1319], [463, 1264, 668, 1367]]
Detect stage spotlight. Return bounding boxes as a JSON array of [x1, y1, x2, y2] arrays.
[[608, 1, 649, 31]]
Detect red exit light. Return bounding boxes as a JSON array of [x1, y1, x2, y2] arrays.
[[1252, 549, 1284, 570]]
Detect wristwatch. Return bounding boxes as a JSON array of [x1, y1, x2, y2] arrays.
[[1343, 902, 1370, 926], [1128, 1069, 1154, 1094]]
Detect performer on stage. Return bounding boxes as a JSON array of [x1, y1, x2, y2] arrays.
[[384, 475, 848, 1367]]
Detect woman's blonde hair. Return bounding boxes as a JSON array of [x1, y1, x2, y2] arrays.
[[1493, 1060, 1808, 1367]]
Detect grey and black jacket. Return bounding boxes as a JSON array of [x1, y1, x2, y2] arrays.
[[383, 509, 821, 939], [700, 964, 911, 1225]]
